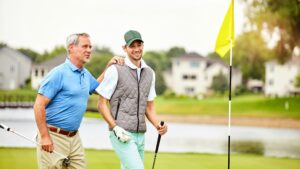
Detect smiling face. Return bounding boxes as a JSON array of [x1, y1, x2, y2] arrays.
[[69, 35, 92, 68], [123, 40, 144, 62]]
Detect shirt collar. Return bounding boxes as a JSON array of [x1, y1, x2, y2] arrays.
[[125, 56, 148, 70], [65, 58, 86, 74]]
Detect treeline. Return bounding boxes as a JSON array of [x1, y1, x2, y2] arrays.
[[1, 1, 299, 93]]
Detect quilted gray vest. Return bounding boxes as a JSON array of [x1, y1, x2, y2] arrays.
[[109, 64, 153, 133]]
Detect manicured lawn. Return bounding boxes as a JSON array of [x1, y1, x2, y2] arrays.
[[0, 148, 299, 169], [154, 95, 300, 118], [2, 90, 300, 119]]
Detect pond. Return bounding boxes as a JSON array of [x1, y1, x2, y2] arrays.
[[1, 108, 300, 158]]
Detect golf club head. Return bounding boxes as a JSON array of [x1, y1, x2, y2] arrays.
[[0, 123, 10, 131], [63, 157, 71, 167]]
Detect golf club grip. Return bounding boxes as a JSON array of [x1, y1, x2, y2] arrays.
[[154, 121, 164, 153]]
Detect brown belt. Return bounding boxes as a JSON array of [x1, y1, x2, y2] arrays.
[[48, 126, 77, 137]]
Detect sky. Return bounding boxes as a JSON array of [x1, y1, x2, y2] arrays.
[[0, 0, 246, 56]]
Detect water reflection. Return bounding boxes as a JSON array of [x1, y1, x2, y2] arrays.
[[1, 108, 300, 158]]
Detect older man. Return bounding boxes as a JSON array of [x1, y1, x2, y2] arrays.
[[34, 33, 122, 169]]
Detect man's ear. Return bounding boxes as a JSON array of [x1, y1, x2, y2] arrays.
[[68, 44, 74, 54], [122, 45, 127, 52]]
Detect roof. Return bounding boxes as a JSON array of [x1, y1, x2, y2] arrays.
[[174, 52, 240, 74], [173, 52, 207, 61], [0, 47, 32, 63], [34, 54, 67, 69]]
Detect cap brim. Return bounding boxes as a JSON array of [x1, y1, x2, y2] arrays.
[[126, 38, 144, 46]]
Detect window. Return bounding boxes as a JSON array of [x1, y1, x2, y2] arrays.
[[269, 79, 273, 86], [190, 61, 199, 68], [41, 69, 45, 77], [35, 69, 38, 76], [185, 87, 195, 93], [182, 74, 197, 80], [191, 75, 197, 80], [176, 61, 180, 66]]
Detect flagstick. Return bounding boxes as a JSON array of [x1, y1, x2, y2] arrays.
[[228, 39, 233, 169]]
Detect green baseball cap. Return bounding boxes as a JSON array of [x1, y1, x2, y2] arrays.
[[124, 30, 143, 46]]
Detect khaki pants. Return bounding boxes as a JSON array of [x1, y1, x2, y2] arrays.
[[36, 130, 86, 169]]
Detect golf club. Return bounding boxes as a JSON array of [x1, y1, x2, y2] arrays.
[[151, 121, 164, 169], [0, 123, 71, 167]]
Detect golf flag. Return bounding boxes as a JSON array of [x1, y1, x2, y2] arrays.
[[215, 0, 234, 57]]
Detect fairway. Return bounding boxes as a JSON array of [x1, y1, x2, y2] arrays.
[[0, 148, 299, 169]]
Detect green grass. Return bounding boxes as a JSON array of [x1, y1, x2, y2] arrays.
[[154, 95, 300, 119], [1, 90, 300, 119], [0, 89, 37, 101], [0, 148, 299, 169]]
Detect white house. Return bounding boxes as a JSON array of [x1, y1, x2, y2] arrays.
[[164, 52, 242, 96], [31, 54, 67, 89], [0, 47, 32, 90], [265, 56, 300, 97]]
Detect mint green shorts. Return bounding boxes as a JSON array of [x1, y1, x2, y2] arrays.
[[109, 131, 145, 169]]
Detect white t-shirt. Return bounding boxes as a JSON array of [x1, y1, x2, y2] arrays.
[[96, 57, 156, 101]]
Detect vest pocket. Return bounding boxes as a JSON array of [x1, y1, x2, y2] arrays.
[[115, 99, 121, 120]]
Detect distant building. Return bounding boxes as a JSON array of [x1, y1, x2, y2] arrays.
[[31, 54, 67, 89], [265, 56, 300, 97], [247, 79, 264, 93], [164, 52, 242, 96], [0, 47, 32, 90]]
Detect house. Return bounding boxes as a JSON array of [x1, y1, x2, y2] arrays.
[[164, 52, 242, 96], [265, 56, 300, 97], [247, 79, 264, 93], [0, 47, 32, 90], [31, 54, 67, 89]]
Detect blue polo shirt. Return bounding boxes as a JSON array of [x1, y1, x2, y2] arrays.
[[38, 58, 99, 131]]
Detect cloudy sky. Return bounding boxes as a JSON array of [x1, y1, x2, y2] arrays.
[[0, 0, 246, 56]]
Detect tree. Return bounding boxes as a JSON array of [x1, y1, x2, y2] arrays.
[[243, 0, 300, 63], [18, 48, 41, 62], [166, 47, 186, 68], [211, 71, 228, 94], [0, 42, 7, 49], [85, 54, 112, 77], [229, 31, 272, 83], [39, 46, 67, 62], [143, 51, 168, 94], [93, 46, 114, 56], [295, 73, 300, 87], [155, 70, 167, 95]]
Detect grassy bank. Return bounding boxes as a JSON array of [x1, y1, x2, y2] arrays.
[[154, 95, 300, 118], [1, 90, 300, 119], [0, 148, 299, 169]]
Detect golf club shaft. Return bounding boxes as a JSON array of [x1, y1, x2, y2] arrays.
[[152, 121, 164, 169], [0, 124, 67, 159]]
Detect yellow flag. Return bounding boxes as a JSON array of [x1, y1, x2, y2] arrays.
[[215, 0, 234, 57]]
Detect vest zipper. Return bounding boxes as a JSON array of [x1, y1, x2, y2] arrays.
[[136, 70, 140, 133], [115, 99, 121, 120]]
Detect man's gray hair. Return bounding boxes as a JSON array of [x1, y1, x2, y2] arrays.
[[66, 33, 90, 53]]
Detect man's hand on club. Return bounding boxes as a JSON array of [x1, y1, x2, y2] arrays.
[[113, 125, 131, 143], [157, 123, 168, 135]]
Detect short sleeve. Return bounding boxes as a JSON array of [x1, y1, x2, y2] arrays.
[[95, 65, 118, 99], [38, 69, 63, 100], [148, 69, 157, 101], [88, 72, 100, 94]]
